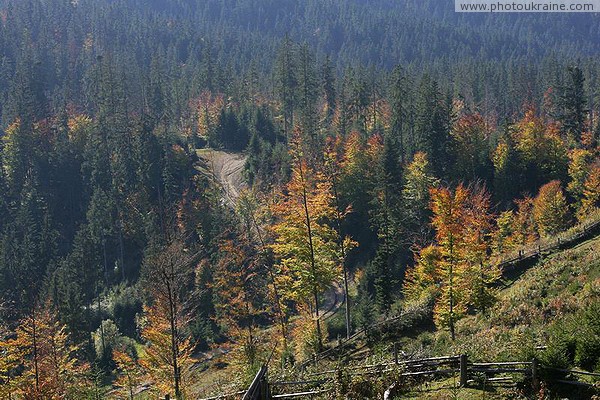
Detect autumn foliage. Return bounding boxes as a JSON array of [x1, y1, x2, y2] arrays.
[[405, 184, 498, 339]]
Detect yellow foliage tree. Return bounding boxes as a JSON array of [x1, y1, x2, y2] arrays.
[[461, 187, 499, 313], [139, 303, 195, 399], [140, 240, 198, 399], [113, 348, 145, 400], [567, 148, 593, 213], [0, 327, 24, 400], [5, 301, 88, 399], [270, 130, 342, 351], [405, 184, 497, 339], [403, 245, 442, 301], [511, 109, 568, 179], [196, 91, 224, 142], [578, 161, 600, 221], [533, 180, 570, 236], [428, 185, 470, 340], [213, 238, 266, 373]]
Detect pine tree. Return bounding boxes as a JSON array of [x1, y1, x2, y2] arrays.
[[320, 55, 336, 122], [296, 44, 318, 140], [559, 65, 587, 145], [275, 36, 297, 137], [389, 66, 408, 162], [369, 134, 403, 313]]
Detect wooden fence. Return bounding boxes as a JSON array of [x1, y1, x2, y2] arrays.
[[243, 365, 269, 400], [201, 352, 599, 400], [200, 217, 600, 400], [495, 217, 600, 272]]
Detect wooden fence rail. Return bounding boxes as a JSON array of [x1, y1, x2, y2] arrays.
[[203, 353, 600, 399], [242, 365, 269, 400]]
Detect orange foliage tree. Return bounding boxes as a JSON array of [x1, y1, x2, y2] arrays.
[[451, 113, 490, 181], [323, 135, 357, 339], [139, 302, 195, 399], [405, 184, 497, 339], [112, 348, 145, 400], [140, 240, 198, 399], [213, 238, 266, 371], [2, 301, 88, 399]]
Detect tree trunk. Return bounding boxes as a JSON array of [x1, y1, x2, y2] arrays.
[[165, 279, 180, 399], [300, 168, 322, 350]]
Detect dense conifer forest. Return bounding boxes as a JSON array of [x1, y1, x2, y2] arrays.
[[0, 0, 599, 398]]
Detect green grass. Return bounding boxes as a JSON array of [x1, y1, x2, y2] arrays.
[[402, 377, 524, 399], [416, 235, 600, 376]]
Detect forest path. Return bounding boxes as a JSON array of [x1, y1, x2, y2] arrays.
[[321, 280, 345, 322], [196, 149, 248, 205]]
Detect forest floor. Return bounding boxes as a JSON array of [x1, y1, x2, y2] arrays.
[[196, 149, 248, 205]]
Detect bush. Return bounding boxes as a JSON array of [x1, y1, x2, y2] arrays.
[[540, 322, 576, 380], [110, 285, 142, 338], [353, 291, 375, 332], [93, 319, 125, 371], [574, 303, 600, 371], [327, 311, 350, 341]]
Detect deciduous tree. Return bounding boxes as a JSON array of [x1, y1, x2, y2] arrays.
[[270, 131, 341, 351], [533, 180, 570, 236]]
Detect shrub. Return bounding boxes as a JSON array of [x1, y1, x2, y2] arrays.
[[327, 311, 350, 341], [110, 285, 142, 338], [574, 303, 600, 371]]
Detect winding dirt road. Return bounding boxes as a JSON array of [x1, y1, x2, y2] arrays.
[[196, 149, 247, 205]]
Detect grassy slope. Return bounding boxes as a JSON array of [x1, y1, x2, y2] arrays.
[[450, 235, 600, 362], [398, 236, 600, 399]]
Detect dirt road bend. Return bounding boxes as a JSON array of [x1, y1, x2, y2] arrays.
[[196, 149, 247, 205]]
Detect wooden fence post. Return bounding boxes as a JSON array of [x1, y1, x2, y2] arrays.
[[531, 359, 539, 393], [393, 343, 398, 365], [459, 354, 468, 387], [164, 395, 170, 400], [260, 372, 269, 400]]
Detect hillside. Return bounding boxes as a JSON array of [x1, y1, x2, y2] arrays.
[[452, 234, 600, 364], [193, 232, 600, 399], [222, 234, 600, 399], [2, 0, 600, 399]]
